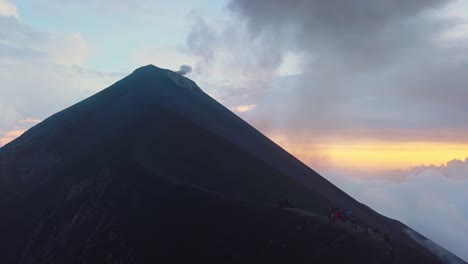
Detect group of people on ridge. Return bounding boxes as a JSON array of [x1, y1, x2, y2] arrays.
[[328, 207, 354, 223], [277, 199, 394, 257]]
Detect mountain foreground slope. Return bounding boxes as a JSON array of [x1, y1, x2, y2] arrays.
[[0, 65, 464, 263]]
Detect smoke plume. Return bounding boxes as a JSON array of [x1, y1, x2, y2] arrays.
[[176, 64, 192, 76]]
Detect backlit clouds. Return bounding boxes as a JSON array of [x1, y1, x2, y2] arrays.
[[0, 116, 45, 146], [198, 0, 468, 146], [234, 104, 256, 113], [182, 12, 293, 102], [392, 157, 468, 180], [228, 0, 458, 73], [18, 118, 43, 124], [266, 133, 468, 172], [0, 128, 24, 146], [0, 118, 42, 147], [0, 0, 19, 19]]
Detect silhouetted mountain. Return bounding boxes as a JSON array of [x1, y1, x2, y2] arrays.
[[0, 65, 464, 263]]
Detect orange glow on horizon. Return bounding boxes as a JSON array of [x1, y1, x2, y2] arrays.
[[268, 134, 468, 171], [0, 129, 26, 146], [325, 141, 468, 170], [0, 119, 42, 147], [2, 126, 467, 172]]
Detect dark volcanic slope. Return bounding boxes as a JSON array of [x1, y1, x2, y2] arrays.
[[0, 65, 464, 263]]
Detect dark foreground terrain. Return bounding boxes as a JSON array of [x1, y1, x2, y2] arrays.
[[1, 156, 395, 263], [0, 65, 464, 263]]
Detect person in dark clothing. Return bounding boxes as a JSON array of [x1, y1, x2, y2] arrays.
[[282, 198, 293, 208], [278, 198, 284, 208], [384, 233, 391, 245], [364, 226, 375, 236], [339, 209, 346, 222]]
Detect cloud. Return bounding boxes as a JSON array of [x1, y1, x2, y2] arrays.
[[184, 15, 215, 64], [175, 64, 192, 76], [0, 0, 19, 19], [0, 128, 25, 146], [391, 157, 468, 180], [0, 117, 43, 147], [227, 0, 454, 71], [182, 12, 294, 109], [47, 32, 91, 66], [182, 0, 468, 145], [233, 104, 256, 113], [324, 168, 468, 262], [0, 15, 91, 65], [405, 228, 465, 264], [18, 118, 43, 124], [51, 0, 146, 13], [0, 61, 121, 132], [0, 6, 121, 135]]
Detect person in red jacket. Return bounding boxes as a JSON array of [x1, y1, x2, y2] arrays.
[[333, 210, 340, 221]]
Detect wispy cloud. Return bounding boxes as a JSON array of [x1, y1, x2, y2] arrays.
[[234, 104, 256, 113], [18, 118, 43, 124]]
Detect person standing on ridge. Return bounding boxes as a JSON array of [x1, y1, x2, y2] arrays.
[[333, 210, 340, 222]]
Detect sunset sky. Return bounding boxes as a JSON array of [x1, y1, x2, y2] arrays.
[[2, 0, 468, 259], [1, 0, 468, 172]]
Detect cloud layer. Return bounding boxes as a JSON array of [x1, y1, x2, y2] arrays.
[[183, 0, 468, 145], [392, 157, 468, 179], [324, 167, 468, 262]]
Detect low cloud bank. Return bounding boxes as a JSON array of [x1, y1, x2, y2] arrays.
[[391, 158, 468, 180], [405, 228, 465, 264], [323, 167, 468, 262]]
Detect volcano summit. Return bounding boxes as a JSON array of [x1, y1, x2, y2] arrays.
[[0, 65, 464, 264]]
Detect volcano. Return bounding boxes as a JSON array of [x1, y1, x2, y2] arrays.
[[0, 65, 464, 264]]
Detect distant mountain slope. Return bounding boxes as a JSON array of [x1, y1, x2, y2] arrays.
[[0, 65, 463, 263]]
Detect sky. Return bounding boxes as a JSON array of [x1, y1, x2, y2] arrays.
[[1, 0, 468, 261]]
